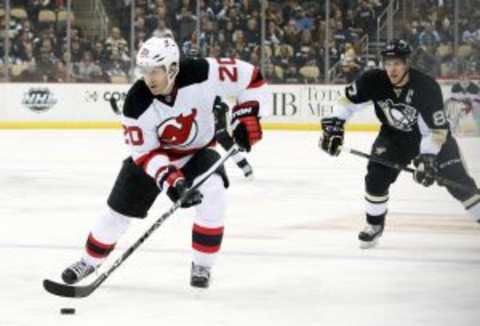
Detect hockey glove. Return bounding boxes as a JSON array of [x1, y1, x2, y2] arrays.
[[413, 154, 438, 187], [212, 96, 235, 149], [320, 117, 345, 156], [160, 166, 203, 208], [231, 101, 262, 152]]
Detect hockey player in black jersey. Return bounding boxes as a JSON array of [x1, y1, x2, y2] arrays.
[[320, 39, 480, 249]]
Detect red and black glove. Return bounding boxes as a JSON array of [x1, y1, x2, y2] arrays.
[[231, 101, 262, 152], [159, 166, 203, 208]]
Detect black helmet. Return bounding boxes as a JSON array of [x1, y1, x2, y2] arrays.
[[381, 39, 412, 59]]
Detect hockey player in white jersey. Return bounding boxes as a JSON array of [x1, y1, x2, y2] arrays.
[[447, 76, 480, 134], [61, 36, 268, 288]]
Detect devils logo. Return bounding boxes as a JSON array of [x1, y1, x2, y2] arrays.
[[157, 109, 198, 147]]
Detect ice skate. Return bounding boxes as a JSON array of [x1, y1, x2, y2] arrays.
[[358, 223, 384, 249], [237, 159, 254, 180], [190, 263, 211, 288], [61, 259, 96, 284]]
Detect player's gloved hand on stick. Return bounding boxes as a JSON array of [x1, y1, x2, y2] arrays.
[[320, 117, 345, 156], [161, 166, 203, 208], [231, 101, 262, 152], [212, 96, 234, 148], [413, 154, 438, 187]]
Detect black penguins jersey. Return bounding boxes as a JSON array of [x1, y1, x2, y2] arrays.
[[336, 68, 449, 154]]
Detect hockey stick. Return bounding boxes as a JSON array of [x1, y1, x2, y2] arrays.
[[338, 143, 478, 193], [43, 145, 238, 298], [109, 97, 121, 115]]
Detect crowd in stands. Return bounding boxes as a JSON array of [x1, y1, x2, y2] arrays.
[[399, 0, 480, 80], [0, 0, 479, 84]]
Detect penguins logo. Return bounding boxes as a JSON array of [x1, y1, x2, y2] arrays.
[[157, 109, 198, 147], [378, 99, 418, 131]]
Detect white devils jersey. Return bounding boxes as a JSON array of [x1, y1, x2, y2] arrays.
[[121, 57, 268, 185], [450, 81, 480, 110]]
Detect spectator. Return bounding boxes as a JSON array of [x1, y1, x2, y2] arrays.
[[418, 22, 441, 47], [244, 16, 260, 46], [176, 6, 197, 43], [412, 44, 441, 78], [73, 51, 103, 82], [104, 27, 129, 64], [356, 0, 376, 37], [152, 19, 174, 38], [340, 43, 362, 83], [33, 47, 58, 82]]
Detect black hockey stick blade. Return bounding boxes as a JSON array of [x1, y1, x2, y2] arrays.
[[110, 97, 120, 115], [43, 274, 106, 298], [42, 146, 237, 298]]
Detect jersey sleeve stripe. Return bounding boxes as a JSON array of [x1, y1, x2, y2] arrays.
[[134, 150, 168, 167], [247, 67, 266, 89]]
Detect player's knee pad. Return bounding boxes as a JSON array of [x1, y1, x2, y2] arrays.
[[365, 162, 400, 196], [195, 175, 226, 227], [91, 208, 131, 244], [107, 158, 160, 218]]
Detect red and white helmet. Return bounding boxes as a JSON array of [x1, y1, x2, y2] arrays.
[[136, 36, 180, 86]]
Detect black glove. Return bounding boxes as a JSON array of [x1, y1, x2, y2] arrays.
[[167, 179, 203, 208], [160, 166, 203, 208], [320, 117, 345, 156], [413, 154, 438, 187], [231, 101, 262, 152], [212, 96, 234, 149]]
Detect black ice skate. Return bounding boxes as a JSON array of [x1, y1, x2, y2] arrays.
[[61, 259, 96, 284], [237, 159, 253, 179], [358, 223, 384, 249], [190, 263, 211, 288]]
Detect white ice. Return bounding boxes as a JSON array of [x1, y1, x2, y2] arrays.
[[1, 130, 479, 326]]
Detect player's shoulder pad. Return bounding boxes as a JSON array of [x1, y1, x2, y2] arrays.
[[467, 82, 480, 94], [177, 58, 209, 88], [411, 68, 437, 87], [123, 79, 154, 119], [411, 68, 441, 95]]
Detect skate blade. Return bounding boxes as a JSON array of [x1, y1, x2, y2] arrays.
[[359, 238, 379, 249]]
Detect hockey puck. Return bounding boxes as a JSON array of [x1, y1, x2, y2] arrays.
[[60, 308, 75, 315]]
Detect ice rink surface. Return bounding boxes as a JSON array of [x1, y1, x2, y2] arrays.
[[1, 129, 479, 326]]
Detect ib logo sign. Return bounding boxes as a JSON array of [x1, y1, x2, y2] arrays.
[[22, 88, 58, 113]]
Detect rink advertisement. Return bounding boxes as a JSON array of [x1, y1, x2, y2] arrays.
[[0, 83, 130, 128], [1, 82, 467, 130], [267, 84, 378, 130]]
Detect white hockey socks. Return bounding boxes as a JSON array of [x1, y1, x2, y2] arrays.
[[192, 175, 226, 267], [365, 192, 388, 224], [83, 208, 131, 266]]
